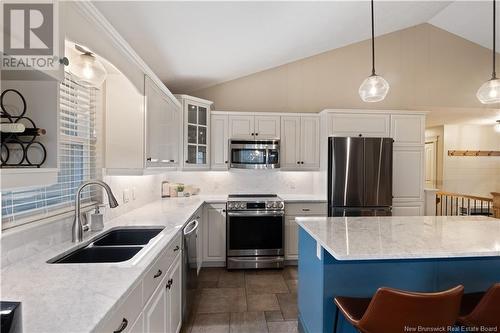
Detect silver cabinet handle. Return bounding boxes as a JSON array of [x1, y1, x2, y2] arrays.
[[153, 269, 162, 278], [173, 245, 180, 252], [166, 278, 173, 289], [113, 318, 128, 333], [302, 208, 311, 212]]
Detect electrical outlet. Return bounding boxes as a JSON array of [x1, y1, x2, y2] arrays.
[[123, 189, 130, 203], [132, 187, 136, 200]]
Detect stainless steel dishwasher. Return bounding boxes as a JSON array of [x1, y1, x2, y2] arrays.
[[182, 216, 200, 322]]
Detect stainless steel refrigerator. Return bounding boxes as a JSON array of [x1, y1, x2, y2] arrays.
[[328, 137, 393, 217]]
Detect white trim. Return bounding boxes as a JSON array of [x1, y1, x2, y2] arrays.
[[174, 94, 214, 106], [321, 109, 428, 115], [72, 1, 181, 109]]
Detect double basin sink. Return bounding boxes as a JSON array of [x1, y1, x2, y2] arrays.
[[48, 227, 164, 264]]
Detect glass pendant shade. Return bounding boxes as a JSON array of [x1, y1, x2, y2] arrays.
[[359, 75, 390, 102], [71, 53, 107, 87], [476, 78, 500, 104]]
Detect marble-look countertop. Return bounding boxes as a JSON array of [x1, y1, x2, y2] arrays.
[[296, 216, 500, 261], [0, 193, 325, 333]]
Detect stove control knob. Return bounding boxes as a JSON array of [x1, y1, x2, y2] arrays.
[[278, 202, 284, 209], [272, 202, 278, 208], [228, 202, 234, 209], [239, 202, 246, 209], [266, 202, 272, 209]]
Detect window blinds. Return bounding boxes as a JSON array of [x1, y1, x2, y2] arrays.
[[1, 72, 100, 228]]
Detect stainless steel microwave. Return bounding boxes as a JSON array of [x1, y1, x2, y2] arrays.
[[229, 139, 280, 169]]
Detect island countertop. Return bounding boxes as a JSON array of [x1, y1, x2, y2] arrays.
[[296, 216, 500, 261]]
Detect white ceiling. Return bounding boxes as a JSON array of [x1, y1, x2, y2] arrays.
[[93, 1, 457, 93]]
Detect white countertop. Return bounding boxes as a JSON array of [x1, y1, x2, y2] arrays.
[[296, 216, 500, 261], [0, 193, 324, 333]]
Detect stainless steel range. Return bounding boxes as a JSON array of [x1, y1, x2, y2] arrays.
[[226, 194, 285, 269]]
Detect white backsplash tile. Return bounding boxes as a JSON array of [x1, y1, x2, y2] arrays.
[[1, 169, 323, 267]]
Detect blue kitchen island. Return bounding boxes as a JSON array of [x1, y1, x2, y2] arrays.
[[296, 216, 500, 333]]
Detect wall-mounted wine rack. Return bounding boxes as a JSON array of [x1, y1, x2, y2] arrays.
[[1, 89, 47, 168]]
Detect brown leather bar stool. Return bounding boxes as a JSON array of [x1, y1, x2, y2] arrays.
[[333, 285, 464, 333], [457, 283, 500, 329]]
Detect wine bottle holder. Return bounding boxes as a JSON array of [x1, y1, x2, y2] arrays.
[[1, 89, 47, 168]]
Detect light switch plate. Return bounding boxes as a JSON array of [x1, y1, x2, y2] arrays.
[[123, 189, 130, 203]]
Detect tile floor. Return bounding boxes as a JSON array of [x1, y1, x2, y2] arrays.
[[182, 266, 299, 333]]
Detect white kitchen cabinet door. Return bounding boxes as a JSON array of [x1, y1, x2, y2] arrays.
[[211, 114, 229, 170], [254, 115, 281, 139], [285, 217, 299, 260], [105, 73, 145, 171], [129, 312, 144, 333], [167, 256, 182, 333], [328, 113, 390, 137], [228, 114, 254, 139], [144, 279, 167, 333], [145, 76, 180, 168], [203, 204, 226, 262], [392, 203, 424, 216], [300, 116, 320, 169], [393, 146, 424, 202], [391, 114, 425, 146], [280, 116, 301, 169]]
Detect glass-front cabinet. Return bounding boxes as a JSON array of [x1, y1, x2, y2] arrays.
[[176, 95, 213, 169]]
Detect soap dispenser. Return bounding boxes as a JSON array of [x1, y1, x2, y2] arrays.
[[89, 205, 105, 231]]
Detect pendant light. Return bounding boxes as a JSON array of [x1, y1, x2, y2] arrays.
[[359, 0, 389, 102], [477, 0, 500, 104], [70, 45, 107, 87]]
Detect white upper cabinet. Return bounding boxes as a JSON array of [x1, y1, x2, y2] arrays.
[[228, 114, 255, 139], [211, 113, 229, 170], [105, 73, 145, 172], [281, 117, 301, 169], [254, 115, 281, 139], [228, 114, 280, 140], [281, 115, 320, 170], [145, 76, 180, 168], [106, 74, 180, 175], [300, 116, 320, 169], [328, 113, 390, 137], [391, 114, 425, 145], [177, 95, 213, 170]]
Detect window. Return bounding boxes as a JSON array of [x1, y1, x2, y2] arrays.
[[1, 72, 101, 229]]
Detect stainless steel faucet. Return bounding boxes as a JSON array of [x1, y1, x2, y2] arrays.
[[72, 180, 119, 242]]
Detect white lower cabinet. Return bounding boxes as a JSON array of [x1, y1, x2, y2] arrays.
[[285, 202, 327, 260], [144, 254, 182, 333], [203, 203, 226, 264], [392, 202, 424, 216], [129, 313, 144, 333], [144, 279, 167, 333], [99, 235, 182, 333]]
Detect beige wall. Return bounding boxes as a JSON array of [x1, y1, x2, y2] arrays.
[[442, 124, 500, 198], [194, 24, 497, 120]]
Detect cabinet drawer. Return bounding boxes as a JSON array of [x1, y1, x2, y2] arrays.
[[285, 202, 327, 216], [143, 234, 181, 304], [100, 281, 142, 333]]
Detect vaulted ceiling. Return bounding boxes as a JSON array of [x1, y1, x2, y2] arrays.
[[93, 1, 498, 93]]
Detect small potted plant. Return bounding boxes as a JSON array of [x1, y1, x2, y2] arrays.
[[177, 184, 185, 197]]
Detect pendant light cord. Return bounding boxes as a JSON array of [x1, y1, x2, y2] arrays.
[[371, 0, 376, 76], [493, 0, 497, 79]]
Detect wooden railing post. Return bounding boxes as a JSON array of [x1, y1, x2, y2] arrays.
[[491, 192, 500, 218]]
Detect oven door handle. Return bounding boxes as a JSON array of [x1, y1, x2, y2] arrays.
[[227, 211, 284, 217]]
